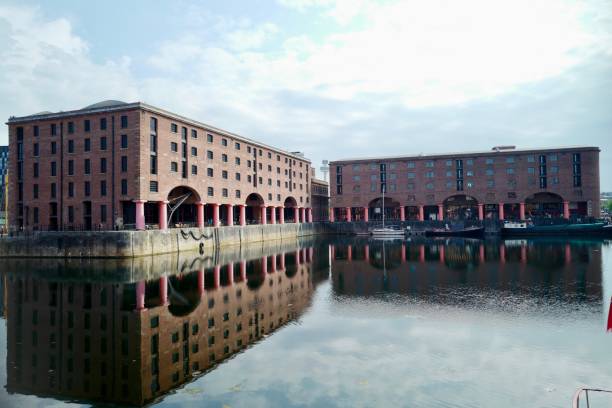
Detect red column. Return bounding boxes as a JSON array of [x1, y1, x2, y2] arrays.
[[214, 265, 221, 288], [197, 269, 205, 297], [363, 207, 369, 222], [270, 206, 276, 224], [364, 245, 370, 261], [400, 206, 405, 222], [519, 202, 525, 221], [301, 207, 306, 223], [136, 280, 146, 311], [279, 206, 285, 224], [134, 200, 147, 230], [261, 206, 267, 225], [563, 201, 570, 219], [498, 203, 505, 220], [294, 207, 299, 223], [226, 204, 234, 226], [478, 204, 484, 221], [212, 204, 220, 227], [158, 201, 169, 230], [438, 204, 444, 221], [159, 276, 168, 305], [240, 260, 247, 282], [197, 202, 205, 228], [419, 205, 424, 221], [346, 207, 352, 222], [330, 208, 335, 222], [239, 204, 246, 226], [308, 208, 313, 223], [227, 263, 234, 285]]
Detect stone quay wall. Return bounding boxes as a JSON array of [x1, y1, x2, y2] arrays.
[[0, 223, 326, 258]]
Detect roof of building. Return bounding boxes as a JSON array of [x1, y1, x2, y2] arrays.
[[7, 101, 311, 162], [311, 178, 329, 185], [330, 146, 599, 164]]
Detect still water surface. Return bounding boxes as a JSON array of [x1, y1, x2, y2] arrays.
[[0, 237, 611, 407]]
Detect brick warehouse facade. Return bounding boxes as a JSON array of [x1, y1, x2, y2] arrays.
[[0, 145, 7, 231], [329, 146, 600, 222], [7, 100, 313, 232]]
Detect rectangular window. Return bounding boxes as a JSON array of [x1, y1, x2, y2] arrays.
[[51, 183, 56, 198], [34, 125, 39, 137], [191, 129, 197, 139], [33, 184, 39, 198], [67, 122, 74, 134], [235, 142, 240, 150], [100, 137, 107, 150], [171, 162, 178, 172], [150, 156, 157, 174], [150, 181, 158, 192], [84, 120, 90, 132], [121, 134, 128, 149], [207, 150, 213, 160], [100, 181, 107, 196], [84, 138, 91, 152], [222, 188, 228, 197], [171, 123, 178, 133], [207, 187, 214, 196], [33, 162, 39, 178], [51, 123, 57, 135], [121, 179, 128, 195], [235, 157, 241, 165], [207, 133, 213, 143], [100, 118, 107, 130], [121, 156, 128, 172], [100, 205, 107, 222], [68, 140, 74, 153], [68, 182, 74, 197], [84, 181, 91, 196], [51, 141, 57, 154], [207, 168, 213, 177], [222, 170, 228, 179], [506, 168, 514, 174], [506, 156, 515, 163], [68, 206, 74, 222], [222, 138, 228, 146], [120, 115, 128, 128], [171, 142, 178, 152], [222, 154, 228, 162], [425, 161, 434, 167], [191, 165, 197, 175], [100, 158, 107, 173], [33, 143, 39, 156], [485, 158, 494, 164], [191, 147, 197, 156], [68, 160, 74, 175]]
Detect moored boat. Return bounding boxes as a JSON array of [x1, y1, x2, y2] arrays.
[[425, 226, 484, 238], [502, 221, 608, 236], [370, 227, 405, 238]]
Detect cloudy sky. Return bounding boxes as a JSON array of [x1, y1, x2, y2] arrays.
[[0, 0, 611, 189]]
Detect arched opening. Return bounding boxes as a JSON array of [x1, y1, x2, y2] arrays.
[[525, 192, 563, 218], [423, 205, 440, 221], [246, 193, 265, 224], [284, 196, 298, 222], [368, 197, 401, 221], [167, 272, 202, 316], [405, 206, 420, 221], [167, 186, 201, 227], [443, 195, 479, 220]]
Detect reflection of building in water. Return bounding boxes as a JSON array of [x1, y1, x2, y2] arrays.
[[331, 240, 602, 299], [5, 248, 317, 405]]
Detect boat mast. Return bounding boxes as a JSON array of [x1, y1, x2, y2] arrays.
[[382, 181, 385, 229]]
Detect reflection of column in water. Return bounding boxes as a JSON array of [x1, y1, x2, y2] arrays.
[[136, 280, 146, 311], [365, 245, 370, 261], [227, 263, 234, 285], [479, 244, 485, 263], [262, 257, 268, 274], [240, 260, 247, 282], [280, 253, 286, 270], [419, 245, 425, 263], [520, 244, 527, 264], [295, 250, 301, 265], [565, 243, 572, 264], [309, 247, 314, 263], [214, 265, 221, 288], [401, 244, 406, 262], [347, 245, 352, 261], [499, 243, 506, 264], [160, 276, 168, 305], [271, 255, 277, 272], [198, 269, 205, 296], [439, 245, 445, 264]]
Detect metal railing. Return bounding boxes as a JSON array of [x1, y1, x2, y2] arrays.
[[572, 388, 612, 408]]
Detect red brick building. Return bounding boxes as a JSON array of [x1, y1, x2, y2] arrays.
[[7, 100, 313, 231], [329, 146, 600, 222]]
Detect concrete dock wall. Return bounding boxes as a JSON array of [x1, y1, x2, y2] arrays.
[[0, 223, 324, 258]]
